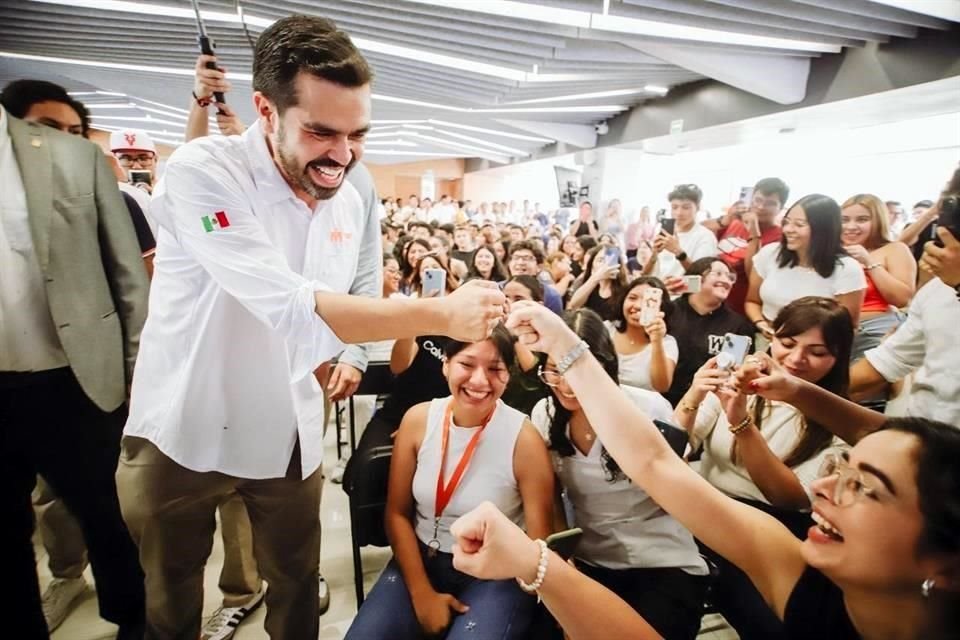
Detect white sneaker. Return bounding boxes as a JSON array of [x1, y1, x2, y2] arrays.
[[318, 574, 330, 615], [329, 457, 348, 484], [201, 586, 265, 640], [41, 576, 88, 631]]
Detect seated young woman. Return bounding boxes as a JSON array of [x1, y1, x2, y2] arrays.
[[609, 277, 678, 394], [345, 326, 555, 640], [465, 243, 509, 283], [448, 302, 960, 640], [675, 296, 854, 638], [567, 245, 628, 321], [531, 308, 709, 640], [500, 275, 551, 416]]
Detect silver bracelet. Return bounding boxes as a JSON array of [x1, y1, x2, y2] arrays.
[[556, 340, 589, 376], [516, 539, 549, 599]]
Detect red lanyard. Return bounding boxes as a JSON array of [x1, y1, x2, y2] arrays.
[[434, 401, 495, 521]]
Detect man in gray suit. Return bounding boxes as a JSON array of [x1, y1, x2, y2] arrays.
[[0, 103, 149, 639]]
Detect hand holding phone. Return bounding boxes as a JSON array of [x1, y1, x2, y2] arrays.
[[659, 218, 676, 236], [604, 246, 621, 268], [738, 186, 754, 206]]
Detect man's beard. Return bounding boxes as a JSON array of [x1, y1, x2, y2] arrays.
[[276, 122, 357, 201]]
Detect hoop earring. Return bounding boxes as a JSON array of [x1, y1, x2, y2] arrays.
[[921, 578, 936, 599]]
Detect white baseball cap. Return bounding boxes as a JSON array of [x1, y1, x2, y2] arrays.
[[110, 129, 156, 154]]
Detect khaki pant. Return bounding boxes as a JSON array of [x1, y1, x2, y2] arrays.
[[33, 480, 262, 606], [33, 475, 88, 579], [117, 437, 323, 640]]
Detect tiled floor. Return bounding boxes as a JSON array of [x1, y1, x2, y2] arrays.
[[42, 424, 738, 640]]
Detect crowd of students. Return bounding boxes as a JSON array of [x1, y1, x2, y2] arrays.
[[3, 12, 959, 640]]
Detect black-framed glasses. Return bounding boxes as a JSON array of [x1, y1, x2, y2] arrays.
[[703, 268, 737, 283], [117, 153, 155, 166], [818, 453, 878, 507]]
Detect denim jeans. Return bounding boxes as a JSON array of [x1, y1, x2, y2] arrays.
[[852, 311, 904, 363], [346, 542, 535, 640]]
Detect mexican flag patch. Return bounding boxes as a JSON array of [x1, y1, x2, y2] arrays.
[[202, 210, 231, 232]]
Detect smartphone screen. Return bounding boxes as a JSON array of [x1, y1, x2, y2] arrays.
[[604, 246, 620, 267], [738, 186, 754, 205]]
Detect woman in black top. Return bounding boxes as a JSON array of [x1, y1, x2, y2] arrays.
[[567, 245, 627, 322], [448, 303, 960, 640]]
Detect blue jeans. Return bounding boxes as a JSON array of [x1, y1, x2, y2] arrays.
[[346, 542, 535, 640], [852, 311, 904, 363]]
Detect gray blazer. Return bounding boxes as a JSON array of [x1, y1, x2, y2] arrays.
[[9, 116, 148, 411]]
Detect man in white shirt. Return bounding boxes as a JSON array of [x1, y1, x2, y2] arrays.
[[115, 16, 505, 640], [431, 194, 457, 225], [645, 184, 719, 288]]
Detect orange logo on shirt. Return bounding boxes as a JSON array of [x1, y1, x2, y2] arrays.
[[329, 229, 353, 244]]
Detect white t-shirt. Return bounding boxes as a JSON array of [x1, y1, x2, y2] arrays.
[[692, 394, 848, 504], [653, 223, 719, 281], [607, 323, 679, 392], [530, 389, 707, 574], [753, 243, 866, 321]]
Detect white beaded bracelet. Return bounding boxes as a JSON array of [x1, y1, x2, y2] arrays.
[[516, 539, 549, 599]]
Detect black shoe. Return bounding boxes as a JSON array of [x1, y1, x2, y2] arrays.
[[115, 620, 145, 640]]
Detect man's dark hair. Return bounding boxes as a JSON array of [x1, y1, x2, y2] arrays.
[[438, 223, 455, 236], [667, 183, 702, 206], [914, 200, 934, 209], [0, 79, 90, 137], [253, 15, 372, 113], [409, 221, 432, 233], [754, 177, 789, 207], [508, 240, 544, 265]]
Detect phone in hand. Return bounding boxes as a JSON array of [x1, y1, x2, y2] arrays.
[[604, 246, 621, 268], [653, 419, 689, 457], [738, 186, 754, 206], [935, 195, 960, 247], [422, 268, 446, 298], [716, 333, 752, 371], [546, 527, 583, 561], [682, 275, 702, 293], [638, 287, 663, 326], [129, 169, 152, 186], [659, 218, 676, 236]]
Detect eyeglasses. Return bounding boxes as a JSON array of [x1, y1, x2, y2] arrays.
[[511, 254, 537, 263], [817, 453, 877, 507], [117, 153, 155, 167], [537, 366, 564, 387], [704, 269, 737, 283]]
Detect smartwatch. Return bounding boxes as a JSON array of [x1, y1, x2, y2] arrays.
[[676, 251, 688, 262]]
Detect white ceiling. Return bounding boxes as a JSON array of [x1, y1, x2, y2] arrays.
[[0, 0, 956, 163]]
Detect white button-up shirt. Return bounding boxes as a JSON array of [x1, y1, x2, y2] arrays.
[[0, 106, 68, 372], [126, 122, 364, 479], [866, 277, 960, 427]]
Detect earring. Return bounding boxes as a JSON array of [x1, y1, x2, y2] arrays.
[[921, 578, 936, 599]]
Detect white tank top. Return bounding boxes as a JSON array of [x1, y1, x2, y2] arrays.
[[412, 397, 525, 552]]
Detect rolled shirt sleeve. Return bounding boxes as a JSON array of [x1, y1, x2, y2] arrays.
[[153, 159, 343, 380], [864, 289, 927, 383]]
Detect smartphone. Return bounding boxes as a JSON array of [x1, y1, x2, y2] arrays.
[[716, 333, 753, 371], [422, 268, 446, 298], [546, 527, 583, 561], [682, 275, 702, 293], [638, 287, 663, 326], [604, 245, 621, 267], [659, 218, 676, 236], [653, 419, 689, 457], [129, 169, 152, 186], [934, 195, 960, 247], [738, 186, 754, 206]]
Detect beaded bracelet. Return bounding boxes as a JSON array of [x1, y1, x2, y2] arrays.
[[516, 539, 549, 600], [729, 415, 753, 435]]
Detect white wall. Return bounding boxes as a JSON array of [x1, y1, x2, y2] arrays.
[[600, 112, 960, 219], [464, 111, 960, 222]]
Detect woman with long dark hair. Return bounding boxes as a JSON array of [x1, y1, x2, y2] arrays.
[[609, 277, 677, 394], [746, 194, 866, 339], [449, 302, 960, 640], [465, 244, 509, 283], [567, 245, 628, 321], [399, 237, 432, 295], [531, 309, 707, 639], [674, 296, 853, 638]]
